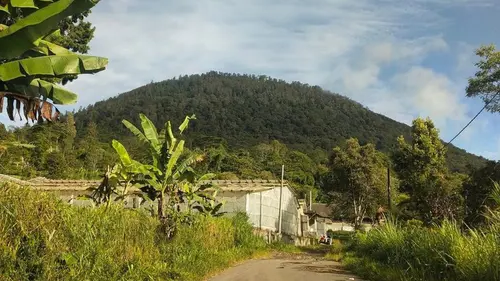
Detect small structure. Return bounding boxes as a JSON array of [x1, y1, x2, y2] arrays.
[[208, 180, 301, 237], [304, 203, 354, 235]]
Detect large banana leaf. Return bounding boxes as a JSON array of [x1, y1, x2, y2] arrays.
[[0, 54, 108, 82], [4, 78, 78, 104], [31, 39, 72, 56], [139, 113, 160, 152], [0, 0, 98, 59], [122, 119, 149, 144], [165, 140, 185, 180], [178, 114, 196, 134]]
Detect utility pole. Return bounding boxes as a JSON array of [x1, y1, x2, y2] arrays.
[[387, 166, 392, 212], [309, 190, 312, 211], [278, 165, 284, 234]]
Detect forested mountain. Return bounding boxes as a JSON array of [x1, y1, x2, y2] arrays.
[[74, 71, 487, 173]]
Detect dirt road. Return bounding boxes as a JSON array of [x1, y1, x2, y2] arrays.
[[208, 256, 365, 281]]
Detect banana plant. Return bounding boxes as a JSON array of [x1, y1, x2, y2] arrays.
[[0, 0, 107, 122], [112, 114, 199, 222], [179, 173, 227, 217]]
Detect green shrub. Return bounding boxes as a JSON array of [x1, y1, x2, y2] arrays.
[[0, 184, 265, 281], [347, 220, 500, 281]]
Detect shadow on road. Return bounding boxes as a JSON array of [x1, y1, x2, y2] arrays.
[[294, 264, 350, 275]]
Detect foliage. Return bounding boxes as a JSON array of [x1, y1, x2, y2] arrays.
[[463, 160, 500, 227], [466, 44, 500, 112], [0, 184, 266, 281], [103, 113, 226, 238], [181, 174, 226, 217], [73, 72, 486, 174], [346, 219, 500, 281], [392, 117, 464, 224], [323, 138, 391, 227], [0, 119, 115, 179], [1, 0, 95, 57], [0, 0, 107, 122]]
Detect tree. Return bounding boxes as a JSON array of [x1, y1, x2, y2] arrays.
[[324, 138, 388, 228], [466, 44, 500, 112], [463, 161, 500, 227], [77, 121, 103, 171], [393, 117, 463, 224], [0, 0, 107, 123]]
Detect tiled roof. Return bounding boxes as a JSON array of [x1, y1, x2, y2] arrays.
[[202, 180, 289, 192], [306, 203, 334, 218], [0, 175, 289, 193]]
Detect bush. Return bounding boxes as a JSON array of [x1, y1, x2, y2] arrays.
[[0, 184, 265, 281], [346, 220, 500, 281]]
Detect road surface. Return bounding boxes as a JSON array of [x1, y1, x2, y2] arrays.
[[208, 256, 365, 281]]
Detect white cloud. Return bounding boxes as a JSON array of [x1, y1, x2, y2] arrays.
[[39, 0, 497, 158], [67, 0, 474, 105], [393, 66, 467, 123]]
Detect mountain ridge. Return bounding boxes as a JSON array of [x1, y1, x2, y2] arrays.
[[74, 71, 487, 173]]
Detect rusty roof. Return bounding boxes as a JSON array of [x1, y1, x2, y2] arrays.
[[203, 180, 289, 192], [0, 175, 289, 193], [306, 203, 334, 218]]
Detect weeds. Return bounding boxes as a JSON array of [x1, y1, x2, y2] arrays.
[[0, 184, 266, 281], [346, 220, 500, 281]]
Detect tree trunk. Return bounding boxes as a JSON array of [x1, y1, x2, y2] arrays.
[[158, 191, 165, 220]]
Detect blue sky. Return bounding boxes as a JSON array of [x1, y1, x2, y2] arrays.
[[3, 0, 500, 160]]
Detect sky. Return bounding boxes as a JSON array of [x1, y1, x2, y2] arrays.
[[4, 0, 500, 160]]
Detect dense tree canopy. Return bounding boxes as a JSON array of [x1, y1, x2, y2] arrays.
[[322, 138, 392, 226], [393, 118, 464, 224], [463, 160, 500, 226], [74, 72, 487, 173]]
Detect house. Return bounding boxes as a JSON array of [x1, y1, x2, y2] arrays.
[[304, 203, 354, 235], [207, 180, 301, 237]]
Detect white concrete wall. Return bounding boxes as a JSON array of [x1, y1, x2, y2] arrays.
[[245, 187, 299, 236], [218, 191, 248, 216]]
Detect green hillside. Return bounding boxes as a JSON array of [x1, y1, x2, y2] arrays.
[[74, 71, 487, 173]]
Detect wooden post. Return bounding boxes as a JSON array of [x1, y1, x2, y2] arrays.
[[278, 165, 284, 234], [309, 190, 312, 211], [259, 191, 263, 229], [387, 167, 391, 209]]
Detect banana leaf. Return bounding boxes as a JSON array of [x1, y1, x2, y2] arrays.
[[10, 0, 38, 9], [30, 39, 72, 56], [0, 0, 98, 59], [0, 92, 59, 122], [0, 54, 108, 82], [3, 78, 78, 104]]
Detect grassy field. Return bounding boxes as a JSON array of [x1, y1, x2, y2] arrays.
[[344, 220, 500, 281], [0, 183, 267, 281]]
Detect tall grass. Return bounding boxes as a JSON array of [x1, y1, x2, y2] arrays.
[[345, 219, 500, 281], [0, 183, 266, 281]]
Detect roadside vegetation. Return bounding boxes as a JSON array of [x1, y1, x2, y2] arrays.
[[344, 214, 500, 281], [1, 0, 500, 280], [0, 183, 267, 281]]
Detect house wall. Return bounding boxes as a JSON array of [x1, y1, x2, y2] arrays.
[[246, 186, 299, 236], [217, 191, 248, 216], [317, 222, 354, 235]]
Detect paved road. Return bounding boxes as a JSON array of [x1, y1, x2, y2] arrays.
[[208, 257, 365, 281]]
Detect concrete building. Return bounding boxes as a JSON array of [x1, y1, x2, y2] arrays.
[[210, 180, 301, 236]]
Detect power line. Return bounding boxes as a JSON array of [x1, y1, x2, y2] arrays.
[[446, 91, 500, 147]]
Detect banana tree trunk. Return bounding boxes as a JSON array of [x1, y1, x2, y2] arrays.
[[158, 191, 165, 220]]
